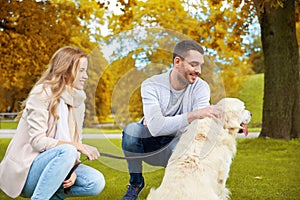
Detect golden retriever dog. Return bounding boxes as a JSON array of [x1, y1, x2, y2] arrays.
[[147, 98, 252, 200]]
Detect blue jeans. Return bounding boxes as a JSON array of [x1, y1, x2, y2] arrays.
[[122, 122, 179, 186], [21, 144, 105, 200]]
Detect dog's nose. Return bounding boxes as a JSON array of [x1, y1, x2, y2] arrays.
[[250, 112, 252, 116]]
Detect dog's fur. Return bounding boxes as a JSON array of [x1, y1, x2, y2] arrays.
[[147, 98, 251, 200]]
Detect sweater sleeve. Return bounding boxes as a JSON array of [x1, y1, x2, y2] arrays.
[[192, 79, 211, 110], [141, 79, 189, 137], [26, 85, 58, 152]]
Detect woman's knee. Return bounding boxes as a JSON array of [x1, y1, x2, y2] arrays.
[[58, 144, 78, 162], [88, 171, 105, 195]]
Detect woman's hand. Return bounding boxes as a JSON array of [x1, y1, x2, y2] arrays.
[[56, 141, 100, 160], [76, 144, 100, 160], [63, 172, 77, 188]]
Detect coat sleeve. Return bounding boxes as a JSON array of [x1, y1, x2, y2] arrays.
[[25, 85, 58, 152]]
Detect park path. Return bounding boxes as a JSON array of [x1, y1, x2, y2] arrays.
[[0, 129, 260, 139]]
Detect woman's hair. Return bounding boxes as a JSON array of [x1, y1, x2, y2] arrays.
[[172, 40, 204, 61], [17, 46, 87, 120]]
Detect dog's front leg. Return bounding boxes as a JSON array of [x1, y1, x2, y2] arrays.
[[217, 162, 231, 200]]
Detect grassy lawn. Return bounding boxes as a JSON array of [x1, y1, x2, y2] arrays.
[[0, 120, 18, 129], [0, 138, 299, 200], [83, 128, 122, 134]]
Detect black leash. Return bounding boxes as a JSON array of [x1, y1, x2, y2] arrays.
[[63, 142, 172, 194], [99, 139, 174, 160], [63, 151, 162, 194], [100, 151, 159, 160], [100, 152, 133, 159]]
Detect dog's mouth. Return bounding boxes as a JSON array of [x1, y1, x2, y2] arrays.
[[239, 123, 248, 136]]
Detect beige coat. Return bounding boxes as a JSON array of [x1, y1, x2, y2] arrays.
[[0, 84, 86, 198]]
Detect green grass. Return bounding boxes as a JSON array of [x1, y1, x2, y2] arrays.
[[227, 138, 300, 200], [233, 73, 264, 130], [1, 138, 299, 200], [0, 120, 18, 129], [83, 128, 122, 134]]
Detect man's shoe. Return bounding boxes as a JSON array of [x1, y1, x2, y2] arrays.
[[122, 180, 145, 200]]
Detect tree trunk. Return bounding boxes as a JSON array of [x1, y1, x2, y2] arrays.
[[255, 0, 299, 140]]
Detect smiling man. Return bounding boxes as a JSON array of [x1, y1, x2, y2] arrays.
[[121, 40, 222, 200]]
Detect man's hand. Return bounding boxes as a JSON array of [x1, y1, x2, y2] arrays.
[[188, 105, 223, 123], [207, 104, 223, 118]]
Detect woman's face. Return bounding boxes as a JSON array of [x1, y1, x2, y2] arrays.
[[74, 57, 88, 90]]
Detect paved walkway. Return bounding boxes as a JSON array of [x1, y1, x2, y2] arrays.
[[0, 129, 260, 139]]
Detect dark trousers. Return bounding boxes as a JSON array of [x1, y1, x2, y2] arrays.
[[121, 122, 178, 185]]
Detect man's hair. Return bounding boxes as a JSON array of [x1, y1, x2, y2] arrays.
[[173, 40, 204, 61]]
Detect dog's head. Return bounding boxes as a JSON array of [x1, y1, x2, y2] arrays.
[[217, 98, 252, 136]]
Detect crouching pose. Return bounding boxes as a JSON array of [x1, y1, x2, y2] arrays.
[[121, 40, 222, 200], [0, 47, 105, 200]]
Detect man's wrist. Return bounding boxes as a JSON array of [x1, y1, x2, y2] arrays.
[[187, 111, 196, 123]]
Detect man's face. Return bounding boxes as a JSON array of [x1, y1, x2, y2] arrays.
[[176, 50, 204, 84]]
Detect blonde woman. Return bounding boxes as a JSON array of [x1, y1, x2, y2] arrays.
[[0, 47, 105, 199]]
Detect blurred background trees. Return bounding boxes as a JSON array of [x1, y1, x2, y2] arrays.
[[0, 0, 104, 125]]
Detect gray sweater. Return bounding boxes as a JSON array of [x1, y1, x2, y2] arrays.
[[141, 69, 210, 137]]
